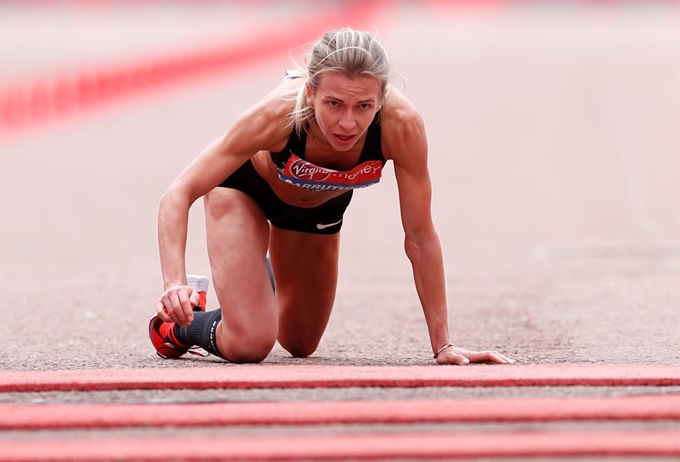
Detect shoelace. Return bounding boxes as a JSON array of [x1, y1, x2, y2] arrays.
[[162, 340, 209, 357], [186, 346, 209, 357]]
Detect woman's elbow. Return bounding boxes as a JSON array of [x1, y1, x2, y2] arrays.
[[160, 184, 195, 211], [403, 230, 440, 261]]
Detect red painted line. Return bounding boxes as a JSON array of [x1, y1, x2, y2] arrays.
[[1, 395, 678, 430], [1, 364, 678, 392], [2, 431, 679, 461], [0, 0, 383, 138]]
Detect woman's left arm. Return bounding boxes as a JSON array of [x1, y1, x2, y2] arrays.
[[385, 97, 514, 365]]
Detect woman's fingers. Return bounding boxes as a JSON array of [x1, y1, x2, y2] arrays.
[[156, 300, 172, 323], [166, 290, 187, 326], [437, 352, 469, 365], [495, 352, 516, 364], [189, 290, 200, 308], [156, 286, 197, 327], [465, 349, 515, 364], [437, 347, 515, 365], [176, 289, 195, 325]]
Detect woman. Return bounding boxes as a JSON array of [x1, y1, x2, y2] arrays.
[[150, 28, 514, 366]]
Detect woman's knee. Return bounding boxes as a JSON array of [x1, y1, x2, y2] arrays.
[[225, 342, 274, 364], [278, 329, 322, 358], [280, 341, 318, 359], [204, 188, 232, 222], [204, 188, 267, 234], [217, 320, 277, 364]]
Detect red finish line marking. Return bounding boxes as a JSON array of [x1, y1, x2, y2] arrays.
[[0, 0, 383, 140], [1, 364, 678, 392], [2, 431, 678, 461], [1, 395, 678, 430]]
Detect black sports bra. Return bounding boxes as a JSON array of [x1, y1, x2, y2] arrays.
[[270, 116, 386, 192]]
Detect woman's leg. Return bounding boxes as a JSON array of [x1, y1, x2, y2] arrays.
[[204, 187, 278, 363], [269, 226, 340, 358]]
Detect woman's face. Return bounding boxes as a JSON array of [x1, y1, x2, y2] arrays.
[[307, 72, 381, 152]]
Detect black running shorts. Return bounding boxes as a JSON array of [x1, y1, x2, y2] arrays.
[[218, 160, 352, 235]]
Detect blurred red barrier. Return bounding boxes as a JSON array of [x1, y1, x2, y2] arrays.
[[0, 0, 382, 136]]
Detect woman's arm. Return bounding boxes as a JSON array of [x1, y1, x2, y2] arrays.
[[384, 91, 514, 365], [156, 89, 294, 327]]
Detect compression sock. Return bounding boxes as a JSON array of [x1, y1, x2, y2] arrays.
[[173, 310, 225, 359], [174, 261, 272, 360], [266, 255, 275, 292]]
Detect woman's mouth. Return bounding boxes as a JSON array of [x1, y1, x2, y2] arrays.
[[334, 134, 355, 145]]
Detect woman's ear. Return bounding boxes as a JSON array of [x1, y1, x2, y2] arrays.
[[306, 83, 314, 107]]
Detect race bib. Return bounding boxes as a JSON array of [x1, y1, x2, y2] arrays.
[[278, 154, 383, 192]]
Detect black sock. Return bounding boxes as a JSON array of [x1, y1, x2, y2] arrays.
[[175, 259, 272, 360], [174, 310, 225, 359], [266, 255, 275, 292]]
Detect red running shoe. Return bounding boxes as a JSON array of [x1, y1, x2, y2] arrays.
[[149, 275, 209, 359]]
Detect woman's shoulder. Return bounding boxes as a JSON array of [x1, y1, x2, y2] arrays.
[[251, 75, 302, 122], [380, 86, 426, 157], [232, 74, 302, 150]]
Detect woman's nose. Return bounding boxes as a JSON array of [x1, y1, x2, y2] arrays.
[[338, 110, 356, 130]]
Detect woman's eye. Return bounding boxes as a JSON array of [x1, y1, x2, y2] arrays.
[[329, 101, 339, 107]]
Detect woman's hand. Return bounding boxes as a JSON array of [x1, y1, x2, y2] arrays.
[[156, 285, 200, 327], [436, 345, 515, 365]]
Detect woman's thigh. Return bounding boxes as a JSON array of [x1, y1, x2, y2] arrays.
[[269, 226, 340, 358], [204, 187, 278, 359]]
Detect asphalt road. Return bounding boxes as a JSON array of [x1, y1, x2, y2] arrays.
[[1, 0, 678, 372], [1, 3, 678, 460]]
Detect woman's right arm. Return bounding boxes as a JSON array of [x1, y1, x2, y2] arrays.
[[155, 90, 294, 326], [156, 136, 230, 327]]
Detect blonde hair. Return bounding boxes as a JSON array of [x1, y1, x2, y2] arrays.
[[288, 28, 392, 136]]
